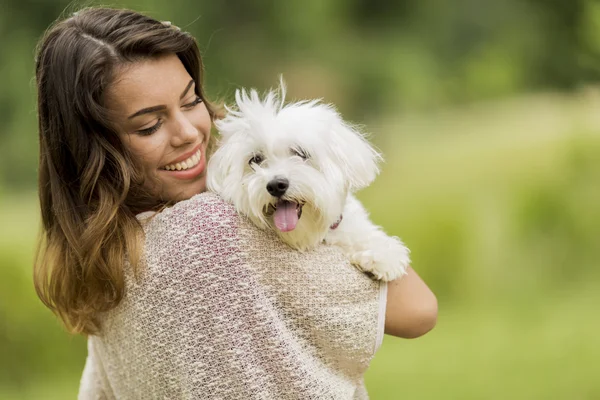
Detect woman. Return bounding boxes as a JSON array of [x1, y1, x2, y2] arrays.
[[34, 7, 437, 399]]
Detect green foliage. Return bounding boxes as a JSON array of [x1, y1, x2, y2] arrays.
[[0, 195, 87, 394], [2, 0, 600, 188]]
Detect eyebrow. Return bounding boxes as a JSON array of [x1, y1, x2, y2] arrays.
[[127, 79, 196, 119]]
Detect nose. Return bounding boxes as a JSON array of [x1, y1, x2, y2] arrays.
[[171, 111, 199, 146], [266, 177, 289, 197]]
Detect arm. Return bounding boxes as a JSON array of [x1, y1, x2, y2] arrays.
[[384, 267, 438, 338]]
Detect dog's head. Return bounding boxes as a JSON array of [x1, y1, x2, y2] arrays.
[[207, 82, 381, 249]]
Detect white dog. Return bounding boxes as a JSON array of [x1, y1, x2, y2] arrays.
[[207, 83, 409, 281]]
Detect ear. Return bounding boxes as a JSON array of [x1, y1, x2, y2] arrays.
[[206, 138, 228, 194], [214, 93, 246, 141], [328, 117, 381, 191], [208, 90, 250, 194]]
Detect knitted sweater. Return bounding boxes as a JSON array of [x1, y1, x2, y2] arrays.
[[78, 192, 387, 399]]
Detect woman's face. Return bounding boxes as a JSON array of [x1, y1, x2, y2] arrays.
[[105, 54, 211, 204]]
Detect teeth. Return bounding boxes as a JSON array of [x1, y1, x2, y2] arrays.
[[163, 150, 201, 171]]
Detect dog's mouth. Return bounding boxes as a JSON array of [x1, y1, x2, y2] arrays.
[[267, 200, 304, 232]]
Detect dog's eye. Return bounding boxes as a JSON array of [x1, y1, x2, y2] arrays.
[[249, 153, 264, 165], [291, 148, 309, 160]]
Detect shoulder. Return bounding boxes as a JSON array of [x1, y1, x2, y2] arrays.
[[163, 191, 237, 224], [143, 192, 238, 234], [137, 192, 244, 266]]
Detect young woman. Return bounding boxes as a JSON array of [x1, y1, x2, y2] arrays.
[[34, 7, 437, 399]]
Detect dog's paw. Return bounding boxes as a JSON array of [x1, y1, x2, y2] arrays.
[[349, 250, 377, 275], [350, 237, 410, 282]]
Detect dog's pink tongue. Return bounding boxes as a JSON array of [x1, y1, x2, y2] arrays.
[[273, 200, 298, 232]]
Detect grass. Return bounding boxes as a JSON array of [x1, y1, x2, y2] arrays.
[[366, 284, 600, 399]]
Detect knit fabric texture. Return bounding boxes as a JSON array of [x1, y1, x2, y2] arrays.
[[78, 192, 387, 399]]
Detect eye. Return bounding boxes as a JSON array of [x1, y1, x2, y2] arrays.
[[249, 153, 265, 165], [291, 147, 309, 160], [183, 96, 203, 109], [137, 119, 163, 136]]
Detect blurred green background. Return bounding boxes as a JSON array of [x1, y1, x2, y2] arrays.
[[1, 0, 599, 399]]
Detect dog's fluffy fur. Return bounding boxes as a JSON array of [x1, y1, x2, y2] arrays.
[[207, 82, 409, 281]]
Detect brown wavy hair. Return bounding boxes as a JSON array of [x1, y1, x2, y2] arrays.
[[34, 7, 220, 335]]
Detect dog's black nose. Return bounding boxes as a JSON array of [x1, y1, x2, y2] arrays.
[[266, 177, 289, 197]]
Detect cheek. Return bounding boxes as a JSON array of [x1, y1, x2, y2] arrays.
[[317, 159, 345, 188], [128, 134, 169, 170], [191, 104, 212, 136]]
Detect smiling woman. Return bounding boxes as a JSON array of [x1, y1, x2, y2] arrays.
[[33, 8, 222, 341], [105, 55, 212, 202]]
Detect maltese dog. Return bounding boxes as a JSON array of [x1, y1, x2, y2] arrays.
[[207, 82, 409, 281]]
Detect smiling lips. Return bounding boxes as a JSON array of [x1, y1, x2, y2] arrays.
[[162, 149, 202, 171], [160, 146, 206, 180]]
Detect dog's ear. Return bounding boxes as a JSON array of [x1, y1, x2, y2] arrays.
[[206, 139, 228, 194], [327, 117, 381, 191], [209, 91, 249, 194]]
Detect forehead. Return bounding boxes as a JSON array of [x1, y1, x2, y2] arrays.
[[106, 54, 194, 111], [244, 115, 322, 154]]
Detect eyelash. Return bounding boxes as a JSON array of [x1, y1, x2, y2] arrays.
[[138, 120, 163, 136], [292, 147, 309, 160], [249, 153, 264, 166], [136, 96, 203, 136], [183, 96, 203, 109]]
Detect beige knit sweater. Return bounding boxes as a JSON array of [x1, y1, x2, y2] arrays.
[[78, 192, 387, 399]]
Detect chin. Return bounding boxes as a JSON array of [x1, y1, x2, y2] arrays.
[[169, 175, 207, 202], [207, 80, 410, 281]]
